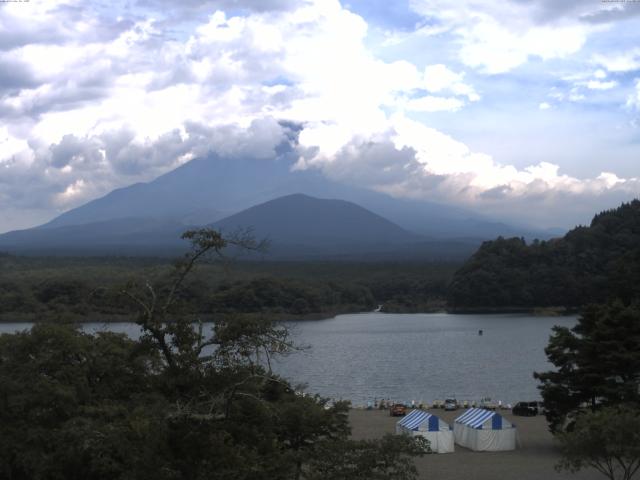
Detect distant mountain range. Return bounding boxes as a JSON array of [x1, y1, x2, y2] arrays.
[[0, 154, 562, 259]]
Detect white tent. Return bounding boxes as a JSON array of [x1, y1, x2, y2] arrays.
[[396, 410, 454, 453], [453, 408, 517, 451]]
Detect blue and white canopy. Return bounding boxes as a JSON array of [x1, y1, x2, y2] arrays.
[[396, 409, 455, 453], [455, 408, 510, 430], [453, 408, 516, 451], [398, 410, 444, 432]]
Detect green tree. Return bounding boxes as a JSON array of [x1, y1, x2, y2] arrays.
[[535, 302, 640, 432], [307, 434, 428, 480], [0, 228, 426, 479], [557, 406, 640, 480]]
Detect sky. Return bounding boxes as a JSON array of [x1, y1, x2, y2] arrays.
[[1, 0, 639, 233]]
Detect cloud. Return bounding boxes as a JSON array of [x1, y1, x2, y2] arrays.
[[593, 49, 640, 73], [422, 64, 480, 101], [300, 113, 640, 225], [140, 0, 305, 15], [408, 0, 592, 74], [0, 116, 298, 233], [0, 0, 638, 233], [405, 96, 465, 112], [539, 102, 551, 110], [585, 79, 617, 90], [627, 79, 640, 110], [581, 4, 640, 24]]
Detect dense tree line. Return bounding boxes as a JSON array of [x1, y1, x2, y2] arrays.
[[0, 256, 457, 321], [448, 200, 640, 309]]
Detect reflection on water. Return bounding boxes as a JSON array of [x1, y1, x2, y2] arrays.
[[0, 312, 574, 406]]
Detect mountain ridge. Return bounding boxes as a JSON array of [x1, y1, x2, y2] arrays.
[[0, 154, 562, 258], [34, 154, 554, 239]]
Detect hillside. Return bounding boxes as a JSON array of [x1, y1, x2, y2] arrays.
[[212, 193, 418, 246], [447, 200, 640, 309]]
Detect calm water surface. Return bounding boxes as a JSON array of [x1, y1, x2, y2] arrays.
[[0, 312, 574, 406], [276, 312, 575, 405]]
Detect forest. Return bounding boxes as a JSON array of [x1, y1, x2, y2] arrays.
[[448, 200, 640, 310], [0, 254, 456, 322], [1, 200, 639, 323]]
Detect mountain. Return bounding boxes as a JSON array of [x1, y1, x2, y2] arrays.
[[212, 194, 418, 247], [209, 194, 477, 260], [448, 200, 640, 309], [0, 154, 558, 257], [35, 154, 553, 239], [0, 193, 481, 259], [0, 218, 189, 255]]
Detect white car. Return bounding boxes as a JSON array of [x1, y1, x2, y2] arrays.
[[444, 398, 458, 411]]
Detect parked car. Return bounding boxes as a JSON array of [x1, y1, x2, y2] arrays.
[[479, 397, 498, 410], [512, 401, 539, 416], [444, 398, 459, 411], [390, 404, 407, 416]]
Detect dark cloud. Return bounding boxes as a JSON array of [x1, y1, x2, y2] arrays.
[[507, 0, 638, 24], [0, 58, 38, 92], [479, 184, 513, 200], [137, 0, 303, 14], [580, 5, 640, 24], [0, 3, 135, 52], [0, 21, 66, 52], [0, 117, 294, 225], [49, 134, 103, 168]]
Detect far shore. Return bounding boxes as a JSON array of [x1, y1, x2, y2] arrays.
[[0, 305, 579, 324]]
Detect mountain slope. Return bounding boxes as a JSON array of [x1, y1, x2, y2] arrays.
[[212, 194, 419, 247], [448, 200, 640, 308]]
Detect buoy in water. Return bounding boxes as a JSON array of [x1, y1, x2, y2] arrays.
[[478, 329, 483, 336]]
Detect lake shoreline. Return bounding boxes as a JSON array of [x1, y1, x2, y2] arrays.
[[0, 305, 579, 323]]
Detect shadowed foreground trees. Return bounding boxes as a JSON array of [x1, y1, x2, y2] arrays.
[[534, 302, 640, 433], [0, 229, 426, 480], [557, 406, 640, 480], [536, 302, 640, 479]]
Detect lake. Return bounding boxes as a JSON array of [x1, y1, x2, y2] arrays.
[[277, 312, 575, 406], [0, 312, 574, 406]]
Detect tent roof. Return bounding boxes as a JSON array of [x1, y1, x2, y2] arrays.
[[455, 408, 506, 429], [397, 410, 444, 431]]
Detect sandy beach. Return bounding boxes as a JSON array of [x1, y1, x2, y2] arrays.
[[349, 409, 602, 480]]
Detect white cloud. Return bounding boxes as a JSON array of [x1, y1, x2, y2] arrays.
[[539, 102, 551, 110], [405, 96, 465, 112], [585, 80, 617, 90], [0, 0, 638, 232], [422, 64, 479, 101], [627, 79, 640, 110], [408, 0, 593, 74], [314, 114, 640, 216], [593, 49, 640, 73], [594, 69, 607, 79]]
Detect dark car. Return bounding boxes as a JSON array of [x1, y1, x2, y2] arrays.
[[390, 404, 407, 416], [512, 401, 539, 416]]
